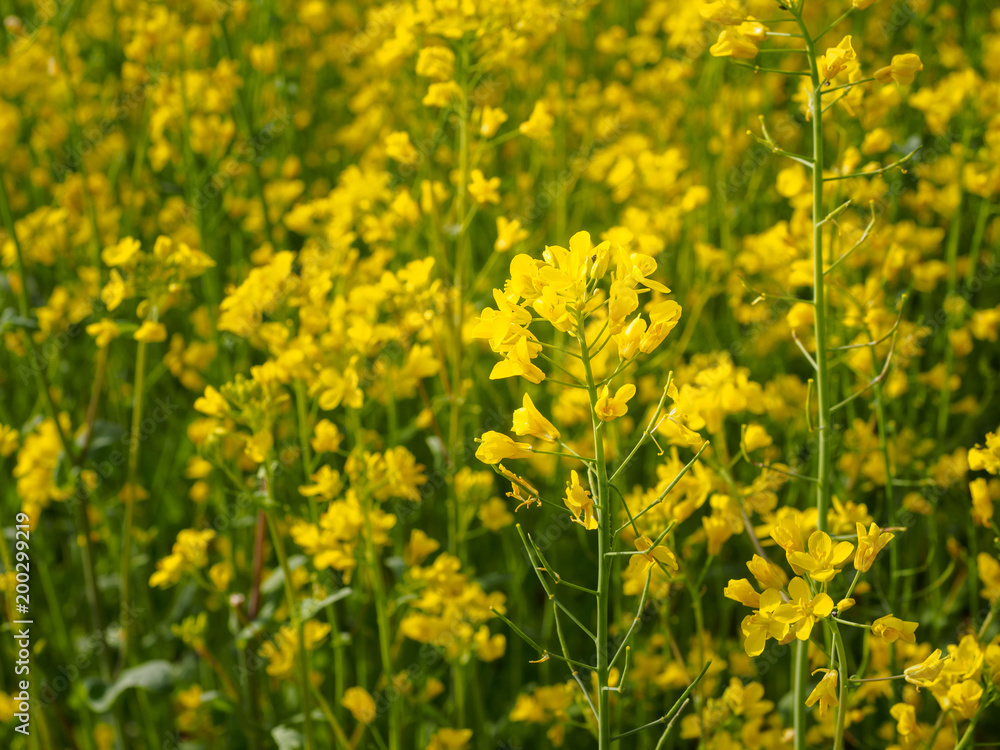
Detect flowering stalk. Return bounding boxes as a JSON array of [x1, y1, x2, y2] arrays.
[[578, 313, 614, 750], [788, 6, 833, 746]]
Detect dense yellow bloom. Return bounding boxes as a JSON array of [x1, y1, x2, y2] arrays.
[[871, 615, 919, 644]]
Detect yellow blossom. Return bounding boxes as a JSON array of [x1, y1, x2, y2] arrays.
[[872, 614, 919, 644], [512, 393, 560, 442], [595, 383, 636, 421]]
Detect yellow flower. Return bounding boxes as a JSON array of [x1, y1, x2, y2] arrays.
[[490, 335, 545, 384], [563, 470, 597, 530], [100, 269, 127, 311], [468, 169, 501, 205], [385, 131, 419, 166], [475, 432, 533, 465], [978, 552, 1000, 602], [871, 614, 919, 644], [853, 0, 878, 9], [786, 530, 854, 582], [805, 669, 839, 718], [405, 529, 440, 566], [710, 30, 758, 60], [743, 423, 772, 452], [478, 498, 513, 531], [494, 217, 528, 252], [854, 522, 894, 572], [426, 728, 473, 750], [342, 687, 377, 724], [519, 101, 553, 140], [819, 36, 856, 81], [86, 318, 120, 348], [0, 424, 20, 457], [627, 535, 678, 578], [298, 465, 343, 500], [903, 648, 945, 690], [747, 555, 787, 590], [740, 588, 789, 657], [889, 703, 920, 738], [101, 236, 141, 267], [422, 81, 463, 108], [194, 385, 228, 416], [774, 577, 834, 640], [415, 46, 455, 81], [874, 53, 923, 85], [970, 478, 994, 526], [944, 680, 982, 720], [969, 430, 1000, 474], [700, 2, 744, 26], [512, 393, 560, 443], [595, 383, 636, 421], [478, 106, 508, 138], [724, 578, 761, 609], [311, 419, 343, 454], [134, 320, 167, 343], [474, 625, 506, 662]]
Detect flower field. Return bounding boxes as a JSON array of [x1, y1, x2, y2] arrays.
[[2, 0, 1000, 748]]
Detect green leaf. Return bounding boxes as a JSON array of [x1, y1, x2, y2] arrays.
[[299, 587, 352, 621], [86, 660, 177, 713], [271, 726, 304, 750]]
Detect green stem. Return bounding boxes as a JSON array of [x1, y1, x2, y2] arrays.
[[264, 495, 315, 750], [830, 621, 849, 750], [579, 311, 613, 750], [118, 336, 147, 672]]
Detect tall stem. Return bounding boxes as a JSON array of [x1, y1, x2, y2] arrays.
[[790, 10, 833, 747], [830, 621, 849, 750], [263, 466, 315, 750], [579, 317, 612, 750], [118, 336, 147, 671]]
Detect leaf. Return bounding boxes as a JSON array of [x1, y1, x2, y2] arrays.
[[271, 726, 304, 750], [86, 660, 177, 713], [299, 587, 352, 621]]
